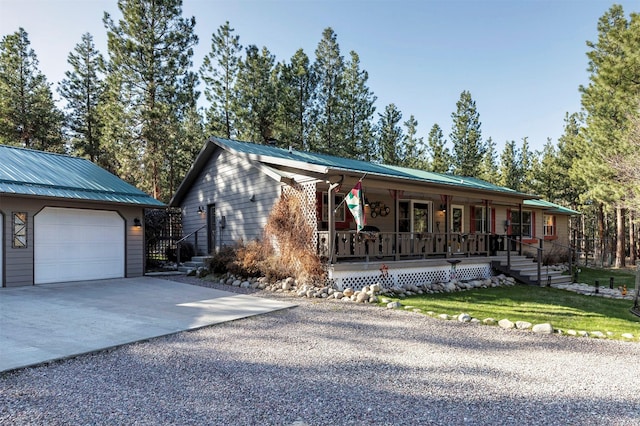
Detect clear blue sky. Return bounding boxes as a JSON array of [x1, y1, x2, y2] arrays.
[[1, 0, 637, 154]]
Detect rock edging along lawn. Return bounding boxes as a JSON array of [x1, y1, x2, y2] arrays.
[[201, 272, 637, 342]]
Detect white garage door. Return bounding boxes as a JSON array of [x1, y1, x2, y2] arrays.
[[35, 207, 125, 284]]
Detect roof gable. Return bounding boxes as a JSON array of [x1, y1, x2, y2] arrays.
[[0, 145, 164, 207]]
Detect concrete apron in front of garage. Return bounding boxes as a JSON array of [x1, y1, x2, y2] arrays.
[[0, 277, 295, 373]]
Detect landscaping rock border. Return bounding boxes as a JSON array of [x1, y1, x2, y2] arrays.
[[197, 270, 638, 342]]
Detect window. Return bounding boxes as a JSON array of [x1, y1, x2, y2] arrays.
[[451, 205, 464, 233], [412, 202, 431, 233], [322, 192, 345, 222], [13, 212, 27, 248], [399, 200, 431, 233], [543, 215, 555, 237], [510, 210, 532, 238], [472, 206, 491, 233]]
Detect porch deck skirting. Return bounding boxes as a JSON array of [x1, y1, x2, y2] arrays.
[[327, 258, 493, 292]]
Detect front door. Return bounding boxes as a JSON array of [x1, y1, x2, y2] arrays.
[[207, 204, 216, 254]]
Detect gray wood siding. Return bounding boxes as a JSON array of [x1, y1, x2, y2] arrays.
[[180, 149, 281, 254], [0, 196, 144, 287]]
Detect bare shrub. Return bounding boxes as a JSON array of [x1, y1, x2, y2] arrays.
[[233, 193, 325, 283]]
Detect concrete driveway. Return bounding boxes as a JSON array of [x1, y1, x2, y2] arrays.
[[0, 277, 294, 372]]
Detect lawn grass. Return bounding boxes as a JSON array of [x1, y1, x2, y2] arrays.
[[573, 266, 637, 290], [385, 284, 640, 339]]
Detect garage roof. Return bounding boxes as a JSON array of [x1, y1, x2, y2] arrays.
[[0, 145, 164, 207]]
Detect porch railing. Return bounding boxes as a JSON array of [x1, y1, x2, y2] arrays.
[[317, 231, 491, 262]]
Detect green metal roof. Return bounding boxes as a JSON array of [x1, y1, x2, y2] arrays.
[[214, 137, 534, 197], [523, 199, 580, 215], [0, 145, 164, 207]]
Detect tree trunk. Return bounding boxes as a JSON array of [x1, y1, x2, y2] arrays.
[[597, 204, 605, 267], [630, 211, 637, 265], [615, 206, 625, 268]]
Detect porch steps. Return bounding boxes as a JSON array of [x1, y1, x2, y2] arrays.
[[177, 256, 212, 273], [491, 254, 573, 286]]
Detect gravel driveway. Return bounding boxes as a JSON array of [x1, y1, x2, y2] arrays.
[[1, 276, 639, 425]]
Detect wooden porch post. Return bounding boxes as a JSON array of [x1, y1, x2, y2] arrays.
[[446, 195, 451, 258], [485, 199, 490, 254], [327, 182, 340, 264], [518, 203, 523, 256]]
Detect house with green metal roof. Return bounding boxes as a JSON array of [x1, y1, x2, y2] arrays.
[[171, 136, 578, 289], [0, 144, 164, 287]]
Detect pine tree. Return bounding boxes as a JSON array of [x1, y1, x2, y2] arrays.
[[311, 27, 345, 155], [530, 139, 558, 200], [0, 28, 64, 152], [401, 115, 427, 169], [377, 103, 403, 166], [342, 51, 376, 160], [103, 0, 199, 201], [58, 33, 105, 163], [478, 137, 499, 184], [276, 49, 316, 150], [577, 4, 640, 267], [450, 90, 484, 177], [519, 137, 534, 193], [499, 140, 521, 191], [234, 45, 278, 143], [426, 123, 450, 173], [200, 21, 242, 139]]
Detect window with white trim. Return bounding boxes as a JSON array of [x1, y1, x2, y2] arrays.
[[510, 210, 532, 238], [472, 206, 491, 233]]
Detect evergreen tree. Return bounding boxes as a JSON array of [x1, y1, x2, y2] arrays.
[[478, 137, 499, 184], [103, 0, 199, 201], [530, 138, 563, 201], [342, 51, 376, 160], [276, 49, 315, 150], [377, 103, 403, 166], [499, 140, 521, 190], [577, 4, 640, 267], [426, 123, 450, 173], [560, 112, 586, 208], [200, 21, 242, 139], [311, 27, 345, 155], [401, 115, 427, 169], [519, 137, 534, 193], [450, 90, 484, 177], [58, 33, 106, 163], [0, 28, 64, 152], [234, 45, 278, 143]]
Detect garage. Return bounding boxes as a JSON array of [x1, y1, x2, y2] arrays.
[[34, 207, 125, 284]]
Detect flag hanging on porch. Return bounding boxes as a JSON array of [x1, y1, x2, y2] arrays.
[[346, 181, 366, 232]]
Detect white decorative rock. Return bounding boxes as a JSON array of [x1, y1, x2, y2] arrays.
[[566, 330, 577, 336], [458, 313, 472, 323], [498, 319, 515, 329], [483, 318, 496, 325], [532, 323, 554, 334], [370, 283, 381, 293], [516, 321, 532, 330], [438, 314, 451, 320], [343, 288, 355, 297], [356, 292, 369, 303], [387, 301, 402, 309], [621, 333, 635, 339]]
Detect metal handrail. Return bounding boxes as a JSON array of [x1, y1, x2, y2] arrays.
[[504, 236, 544, 286], [176, 225, 206, 267]]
